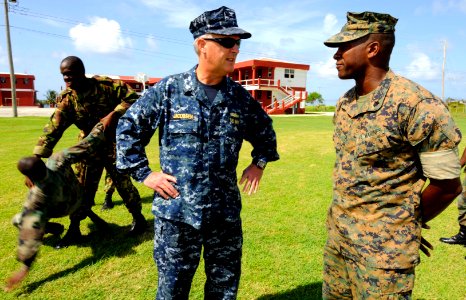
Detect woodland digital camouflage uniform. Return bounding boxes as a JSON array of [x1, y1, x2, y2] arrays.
[[457, 181, 466, 226], [33, 76, 142, 219], [116, 66, 279, 298], [104, 172, 116, 196], [323, 12, 397, 47], [324, 70, 461, 297], [13, 124, 106, 267]]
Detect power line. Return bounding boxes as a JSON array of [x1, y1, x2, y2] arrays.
[[6, 5, 322, 65]]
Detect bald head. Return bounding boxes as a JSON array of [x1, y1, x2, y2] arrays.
[[17, 156, 47, 183], [60, 56, 85, 74]]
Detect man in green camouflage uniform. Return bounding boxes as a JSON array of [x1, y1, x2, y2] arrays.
[[101, 171, 116, 210], [76, 130, 116, 211], [322, 12, 462, 299], [439, 147, 466, 245], [6, 123, 108, 291], [33, 56, 146, 246]]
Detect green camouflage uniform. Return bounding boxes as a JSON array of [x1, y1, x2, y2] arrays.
[[13, 125, 106, 267], [323, 70, 461, 298], [104, 171, 115, 195], [33, 76, 142, 220], [457, 181, 466, 226]]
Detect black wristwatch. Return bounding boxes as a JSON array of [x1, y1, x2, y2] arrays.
[[253, 158, 267, 170]]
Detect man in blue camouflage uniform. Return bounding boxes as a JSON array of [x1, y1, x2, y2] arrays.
[[116, 6, 279, 299], [6, 123, 109, 291], [33, 56, 146, 246], [322, 12, 462, 299]]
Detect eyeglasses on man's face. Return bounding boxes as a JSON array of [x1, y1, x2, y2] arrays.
[[204, 37, 241, 49]]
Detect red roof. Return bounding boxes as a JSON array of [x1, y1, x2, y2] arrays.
[[235, 58, 310, 71]]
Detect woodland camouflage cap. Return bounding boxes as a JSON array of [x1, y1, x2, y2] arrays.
[[324, 11, 398, 47], [189, 6, 251, 39]]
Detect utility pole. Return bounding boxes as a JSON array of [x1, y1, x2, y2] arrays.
[[3, 0, 17, 117], [441, 40, 447, 102]]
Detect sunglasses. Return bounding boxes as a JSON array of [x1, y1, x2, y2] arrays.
[[204, 37, 241, 49]]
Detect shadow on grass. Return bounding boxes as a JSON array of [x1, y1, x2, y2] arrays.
[[256, 282, 322, 300], [19, 217, 154, 295], [98, 195, 154, 208]]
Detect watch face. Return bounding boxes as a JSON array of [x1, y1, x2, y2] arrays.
[[256, 160, 267, 169]]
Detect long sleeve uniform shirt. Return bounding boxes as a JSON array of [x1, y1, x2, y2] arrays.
[[116, 66, 279, 229], [14, 124, 106, 266], [329, 70, 461, 269], [33, 76, 138, 157]]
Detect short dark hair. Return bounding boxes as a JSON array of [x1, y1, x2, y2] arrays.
[[368, 33, 395, 67], [61, 56, 85, 74], [17, 156, 47, 182]]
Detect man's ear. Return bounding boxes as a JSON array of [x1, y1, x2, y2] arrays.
[[366, 41, 380, 59], [197, 38, 207, 53]]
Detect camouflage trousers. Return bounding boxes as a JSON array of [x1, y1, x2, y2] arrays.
[[153, 217, 242, 300], [72, 142, 141, 222], [322, 239, 414, 300], [457, 178, 466, 227], [104, 172, 115, 195]]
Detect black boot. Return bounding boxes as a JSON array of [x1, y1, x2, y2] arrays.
[[439, 225, 466, 245], [101, 193, 114, 211], [127, 211, 147, 236], [55, 221, 82, 249]]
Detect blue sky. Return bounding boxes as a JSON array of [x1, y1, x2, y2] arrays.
[[1, 0, 466, 105]]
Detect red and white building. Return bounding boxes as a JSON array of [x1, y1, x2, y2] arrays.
[[87, 74, 162, 95], [0, 73, 36, 106], [231, 58, 310, 114], [1, 58, 311, 115]]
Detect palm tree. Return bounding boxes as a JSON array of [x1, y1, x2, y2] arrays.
[[44, 90, 58, 107]]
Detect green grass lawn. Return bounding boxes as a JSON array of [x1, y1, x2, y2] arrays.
[[0, 115, 465, 299]]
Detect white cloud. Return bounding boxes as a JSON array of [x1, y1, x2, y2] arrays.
[[314, 57, 337, 79], [69, 17, 132, 54], [140, 0, 200, 27], [405, 53, 439, 80], [323, 14, 339, 35]]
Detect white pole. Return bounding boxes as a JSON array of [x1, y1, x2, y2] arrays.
[[3, 0, 17, 117]]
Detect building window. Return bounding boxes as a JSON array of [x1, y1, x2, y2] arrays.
[[23, 78, 29, 84], [257, 90, 262, 99], [257, 69, 262, 78], [0, 77, 5, 83], [245, 70, 249, 80], [268, 68, 272, 78], [284, 69, 294, 78]]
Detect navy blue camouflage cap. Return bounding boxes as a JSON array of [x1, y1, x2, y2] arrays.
[[189, 6, 251, 39], [324, 11, 398, 47]]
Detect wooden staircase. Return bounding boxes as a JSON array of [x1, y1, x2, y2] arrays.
[[236, 78, 307, 114]]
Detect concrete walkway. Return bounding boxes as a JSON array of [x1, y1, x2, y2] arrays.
[[0, 106, 334, 118], [0, 106, 54, 117]]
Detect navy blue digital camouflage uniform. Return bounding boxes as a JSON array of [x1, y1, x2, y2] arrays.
[[116, 66, 279, 299]]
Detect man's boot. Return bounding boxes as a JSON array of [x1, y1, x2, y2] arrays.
[[55, 220, 82, 249], [128, 211, 147, 236], [101, 193, 114, 211], [439, 225, 466, 245]]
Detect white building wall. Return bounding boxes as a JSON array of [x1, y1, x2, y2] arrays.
[[274, 67, 307, 88]]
